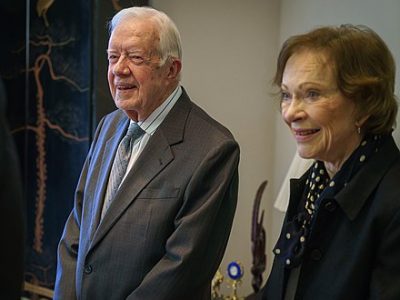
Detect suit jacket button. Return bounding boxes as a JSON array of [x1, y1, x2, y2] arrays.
[[324, 201, 336, 212], [84, 265, 93, 274], [310, 249, 322, 261]]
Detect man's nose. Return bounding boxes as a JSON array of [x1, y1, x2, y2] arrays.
[[113, 56, 130, 75]]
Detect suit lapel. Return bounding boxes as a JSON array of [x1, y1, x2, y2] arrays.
[[87, 117, 129, 242], [88, 91, 191, 251]]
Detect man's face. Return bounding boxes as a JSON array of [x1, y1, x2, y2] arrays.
[[107, 19, 172, 121]]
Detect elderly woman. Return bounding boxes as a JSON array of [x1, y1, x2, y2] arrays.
[[263, 25, 400, 299]]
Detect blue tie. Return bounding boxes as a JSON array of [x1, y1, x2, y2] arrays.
[[101, 122, 145, 219]]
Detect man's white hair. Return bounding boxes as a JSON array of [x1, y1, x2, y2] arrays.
[[109, 6, 182, 66]]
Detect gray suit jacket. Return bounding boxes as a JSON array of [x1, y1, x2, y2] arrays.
[[54, 89, 240, 300]]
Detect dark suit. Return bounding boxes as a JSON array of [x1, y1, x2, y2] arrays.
[[0, 79, 25, 299], [263, 136, 400, 299], [54, 89, 240, 300]]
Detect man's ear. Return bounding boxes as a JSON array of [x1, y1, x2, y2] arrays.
[[167, 58, 182, 79]]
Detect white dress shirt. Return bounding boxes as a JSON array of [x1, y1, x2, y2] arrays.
[[120, 85, 182, 184]]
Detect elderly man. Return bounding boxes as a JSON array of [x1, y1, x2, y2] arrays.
[[54, 6, 239, 300]]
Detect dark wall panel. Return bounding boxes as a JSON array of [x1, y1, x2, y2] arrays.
[[0, 0, 148, 297]]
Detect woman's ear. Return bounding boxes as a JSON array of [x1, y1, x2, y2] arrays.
[[355, 114, 370, 128]]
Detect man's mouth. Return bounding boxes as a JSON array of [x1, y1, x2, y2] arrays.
[[116, 83, 137, 90]]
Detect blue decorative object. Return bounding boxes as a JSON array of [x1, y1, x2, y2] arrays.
[[227, 261, 244, 280]]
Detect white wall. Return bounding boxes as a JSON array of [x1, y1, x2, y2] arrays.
[[151, 0, 400, 297]]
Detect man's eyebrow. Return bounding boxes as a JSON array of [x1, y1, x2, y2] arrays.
[[106, 49, 145, 54]]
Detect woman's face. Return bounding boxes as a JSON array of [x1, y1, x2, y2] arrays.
[[281, 50, 362, 171]]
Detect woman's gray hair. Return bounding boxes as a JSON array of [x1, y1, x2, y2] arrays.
[[108, 6, 182, 66]]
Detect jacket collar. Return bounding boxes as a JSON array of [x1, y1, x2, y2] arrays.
[[335, 135, 399, 220], [287, 136, 399, 221]]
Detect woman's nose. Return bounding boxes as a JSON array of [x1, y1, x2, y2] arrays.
[[282, 97, 305, 123]]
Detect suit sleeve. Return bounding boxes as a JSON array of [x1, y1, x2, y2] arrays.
[[370, 208, 400, 299], [53, 117, 105, 299], [127, 139, 240, 300]]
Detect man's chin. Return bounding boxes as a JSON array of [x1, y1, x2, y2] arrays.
[[115, 99, 135, 109]]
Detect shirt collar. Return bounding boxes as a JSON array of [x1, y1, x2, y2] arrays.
[[131, 85, 182, 135]]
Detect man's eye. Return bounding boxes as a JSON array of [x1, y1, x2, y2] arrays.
[[108, 54, 118, 62], [129, 55, 144, 64]]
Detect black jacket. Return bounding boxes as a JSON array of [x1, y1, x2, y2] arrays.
[[263, 136, 400, 300]]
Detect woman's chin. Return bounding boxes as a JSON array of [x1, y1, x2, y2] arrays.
[[297, 149, 316, 160]]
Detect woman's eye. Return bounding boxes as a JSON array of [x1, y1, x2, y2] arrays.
[[306, 90, 320, 100], [281, 91, 291, 102]]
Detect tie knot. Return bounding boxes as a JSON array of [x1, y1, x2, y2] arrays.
[[126, 122, 145, 140]]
